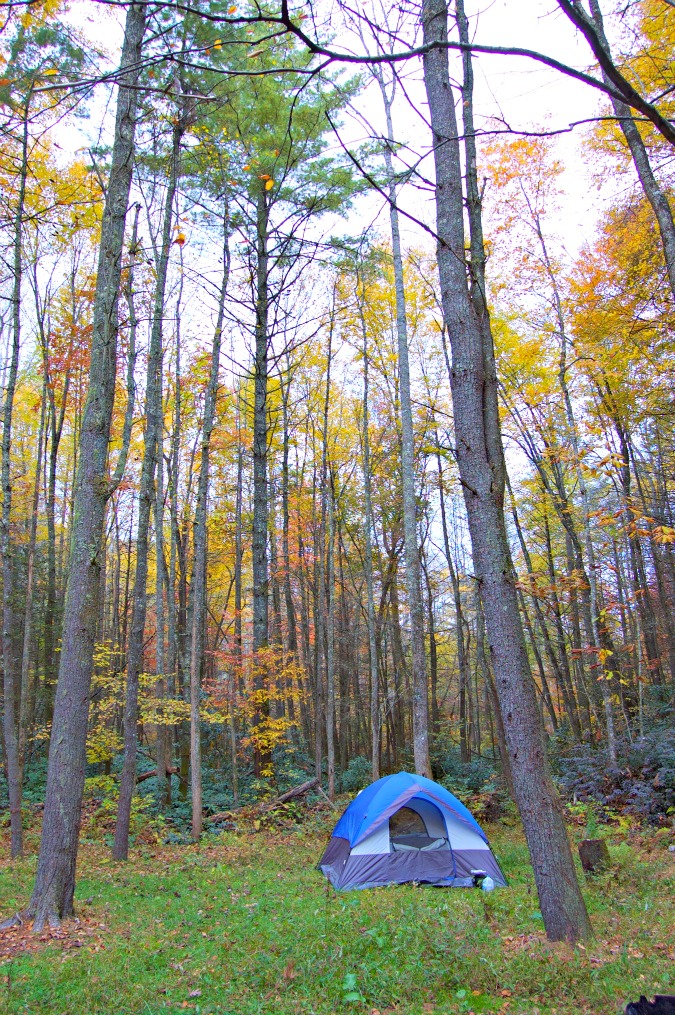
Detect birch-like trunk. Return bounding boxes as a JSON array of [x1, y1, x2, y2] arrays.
[[357, 279, 381, 781], [374, 73, 430, 777], [113, 122, 182, 860], [189, 220, 229, 838]]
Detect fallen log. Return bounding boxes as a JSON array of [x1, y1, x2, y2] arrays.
[[135, 766, 178, 785], [261, 777, 319, 812], [205, 777, 320, 824], [206, 810, 235, 824]]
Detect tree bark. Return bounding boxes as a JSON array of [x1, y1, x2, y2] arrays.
[[252, 188, 271, 777], [357, 277, 381, 782], [18, 379, 47, 782], [26, 1, 146, 928], [1, 96, 30, 859], [422, 0, 591, 942], [325, 485, 336, 798], [189, 216, 229, 839], [113, 121, 182, 860], [373, 68, 430, 777]]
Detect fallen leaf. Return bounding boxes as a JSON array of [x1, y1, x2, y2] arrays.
[[283, 959, 299, 981]]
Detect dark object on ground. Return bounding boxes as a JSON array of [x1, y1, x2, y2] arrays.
[[319, 772, 506, 891], [625, 996, 675, 1014], [579, 838, 610, 872]]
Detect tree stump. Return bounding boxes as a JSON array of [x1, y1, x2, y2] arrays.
[[579, 838, 610, 873]]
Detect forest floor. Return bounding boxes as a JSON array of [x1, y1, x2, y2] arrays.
[[0, 805, 673, 1015]]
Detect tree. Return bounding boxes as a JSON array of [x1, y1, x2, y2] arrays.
[[23, 0, 146, 929], [113, 109, 184, 861], [205, 48, 359, 778], [420, 0, 592, 941], [557, 0, 675, 299], [370, 37, 431, 779]]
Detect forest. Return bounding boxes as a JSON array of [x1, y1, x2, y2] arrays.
[[0, 0, 674, 1011]]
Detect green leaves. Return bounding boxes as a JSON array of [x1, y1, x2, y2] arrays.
[[341, 972, 366, 1003]]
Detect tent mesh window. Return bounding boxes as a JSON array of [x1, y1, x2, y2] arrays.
[[389, 807, 426, 837]]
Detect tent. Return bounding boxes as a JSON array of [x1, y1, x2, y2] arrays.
[[319, 772, 507, 891]]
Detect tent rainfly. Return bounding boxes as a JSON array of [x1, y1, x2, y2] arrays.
[[319, 772, 507, 891]]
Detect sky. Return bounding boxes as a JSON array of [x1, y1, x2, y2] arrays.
[[339, 0, 623, 255]]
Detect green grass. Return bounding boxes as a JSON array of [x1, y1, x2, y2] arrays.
[[0, 810, 673, 1015]]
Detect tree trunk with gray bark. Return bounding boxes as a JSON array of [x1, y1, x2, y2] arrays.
[[1, 97, 29, 859], [25, 1, 146, 928], [422, 0, 591, 942]]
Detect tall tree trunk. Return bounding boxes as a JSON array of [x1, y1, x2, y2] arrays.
[[113, 121, 182, 861], [189, 218, 229, 839], [358, 284, 381, 781], [435, 444, 472, 764], [18, 380, 47, 780], [43, 357, 70, 721], [251, 188, 270, 777], [234, 382, 244, 675], [155, 415, 169, 810], [26, 2, 146, 928], [325, 484, 336, 799], [2, 97, 30, 859], [167, 271, 183, 803], [557, 316, 617, 763], [317, 321, 334, 791], [279, 365, 298, 729], [374, 70, 430, 777], [422, 0, 591, 942]]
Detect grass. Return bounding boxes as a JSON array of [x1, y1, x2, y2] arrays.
[[0, 807, 673, 1015]]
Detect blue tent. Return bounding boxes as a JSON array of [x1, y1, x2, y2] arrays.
[[319, 772, 507, 891]]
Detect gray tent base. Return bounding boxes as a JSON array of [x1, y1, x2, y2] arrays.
[[319, 835, 507, 892]]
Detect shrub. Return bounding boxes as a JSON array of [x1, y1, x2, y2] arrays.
[[556, 722, 675, 823], [340, 756, 371, 793]]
